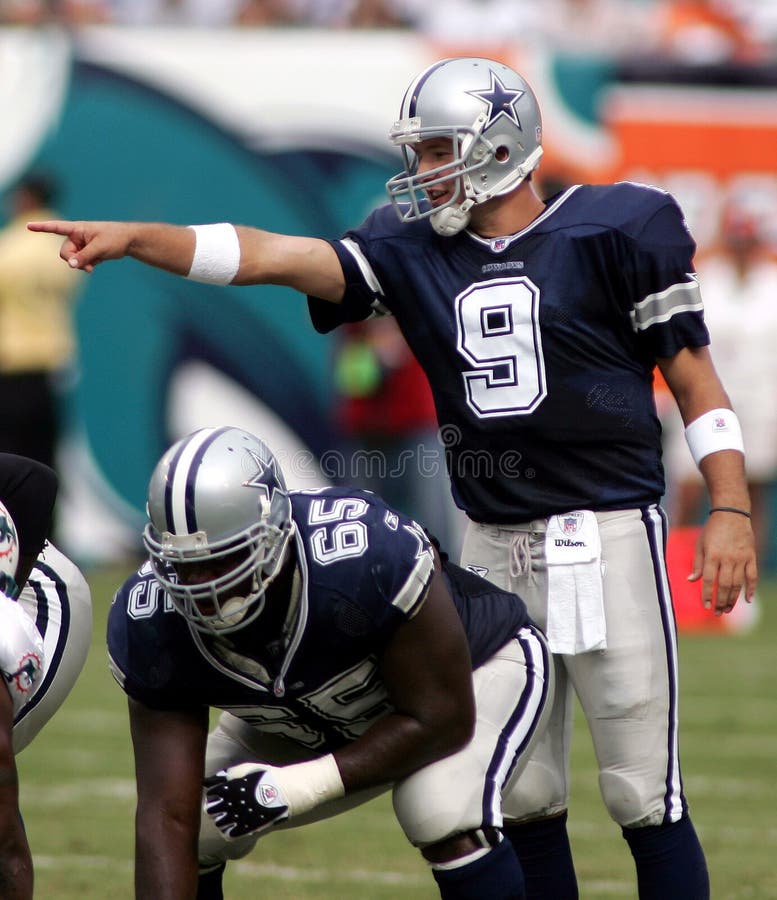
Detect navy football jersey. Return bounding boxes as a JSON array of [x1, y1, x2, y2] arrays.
[[107, 487, 529, 753], [308, 183, 710, 522]]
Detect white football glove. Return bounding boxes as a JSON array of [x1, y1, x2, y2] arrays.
[[203, 754, 345, 840], [204, 763, 290, 839]]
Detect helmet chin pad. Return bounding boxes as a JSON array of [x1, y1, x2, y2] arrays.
[[431, 203, 472, 236], [214, 592, 260, 630]]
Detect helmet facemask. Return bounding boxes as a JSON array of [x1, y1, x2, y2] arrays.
[[144, 512, 294, 635], [386, 121, 490, 236]]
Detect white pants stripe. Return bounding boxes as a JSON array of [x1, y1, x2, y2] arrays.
[[641, 505, 685, 822]]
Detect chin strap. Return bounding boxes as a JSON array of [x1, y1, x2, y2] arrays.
[[431, 199, 474, 236]]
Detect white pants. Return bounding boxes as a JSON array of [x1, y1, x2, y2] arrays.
[[461, 506, 686, 828], [13, 543, 93, 753], [199, 627, 553, 867]]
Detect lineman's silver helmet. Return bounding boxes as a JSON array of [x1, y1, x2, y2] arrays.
[[386, 57, 543, 236], [143, 426, 294, 634]]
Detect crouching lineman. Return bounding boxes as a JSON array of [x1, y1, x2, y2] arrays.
[[0, 453, 93, 897], [107, 426, 554, 900]]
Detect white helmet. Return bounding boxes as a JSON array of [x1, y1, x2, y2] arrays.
[[143, 426, 294, 634], [0, 500, 19, 598], [386, 57, 543, 236]]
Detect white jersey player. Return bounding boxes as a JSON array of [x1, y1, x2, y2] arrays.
[[0, 455, 92, 897]]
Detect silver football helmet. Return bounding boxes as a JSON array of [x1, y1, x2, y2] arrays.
[[143, 426, 294, 634], [386, 57, 543, 236]]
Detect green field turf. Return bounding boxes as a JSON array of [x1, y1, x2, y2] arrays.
[[17, 564, 777, 899]]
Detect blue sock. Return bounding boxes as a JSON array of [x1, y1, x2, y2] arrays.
[[432, 837, 525, 900], [196, 862, 225, 900], [503, 811, 578, 899], [623, 815, 709, 899]]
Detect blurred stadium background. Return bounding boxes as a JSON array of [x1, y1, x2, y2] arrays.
[[2, 4, 777, 896]]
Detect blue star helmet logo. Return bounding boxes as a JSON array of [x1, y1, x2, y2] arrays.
[[467, 72, 525, 131], [243, 448, 282, 507]]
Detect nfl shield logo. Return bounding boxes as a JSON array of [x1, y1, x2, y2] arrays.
[[490, 238, 507, 252], [563, 513, 583, 535], [259, 784, 279, 804], [384, 511, 399, 531]]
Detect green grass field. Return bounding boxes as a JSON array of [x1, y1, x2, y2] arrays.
[[17, 564, 777, 899]]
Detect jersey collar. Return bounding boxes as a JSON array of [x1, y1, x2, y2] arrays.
[[466, 184, 581, 252]]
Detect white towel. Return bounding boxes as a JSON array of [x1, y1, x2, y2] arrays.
[[545, 511, 607, 655]]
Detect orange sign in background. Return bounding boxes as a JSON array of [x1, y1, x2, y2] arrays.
[[602, 84, 777, 257]]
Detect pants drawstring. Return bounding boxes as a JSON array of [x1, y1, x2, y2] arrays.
[[509, 531, 535, 588]]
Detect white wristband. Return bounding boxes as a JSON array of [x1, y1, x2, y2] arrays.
[[186, 223, 240, 284], [274, 754, 345, 817], [684, 407, 744, 466]]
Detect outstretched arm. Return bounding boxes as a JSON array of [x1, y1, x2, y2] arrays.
[[26, 220, 346, 302], [658, 345, 758, 614]]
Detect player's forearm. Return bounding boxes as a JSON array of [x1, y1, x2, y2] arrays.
[[135, 815, 199, 899], [205, 711, 468, 833], [126, 222, 196, 276], [0, 776, 33, 900], [203, 667, 472, 837], [242, 711, 466, 820], [130, 714, 206, 898], [698, 450, 751, 511], [334, 709, 471, 794], [0, 842, 33, 900]]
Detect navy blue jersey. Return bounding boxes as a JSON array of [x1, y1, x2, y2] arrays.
[[308, 183, 709, 522], [107, 487, 530, 753]]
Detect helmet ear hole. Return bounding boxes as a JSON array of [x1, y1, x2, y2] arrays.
[[495, 145, 510, 163]]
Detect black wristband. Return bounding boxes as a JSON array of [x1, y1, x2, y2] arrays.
[[709, 506, 751, 518]]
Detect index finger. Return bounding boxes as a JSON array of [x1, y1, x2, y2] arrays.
[[26, 219, 76, 235]]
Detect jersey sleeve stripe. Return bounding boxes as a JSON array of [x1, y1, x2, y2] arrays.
[[107, 649, 127, 690], [630, 278, 703, 331], [339, 238, 391, 317], [391, 552, 435, 618]]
